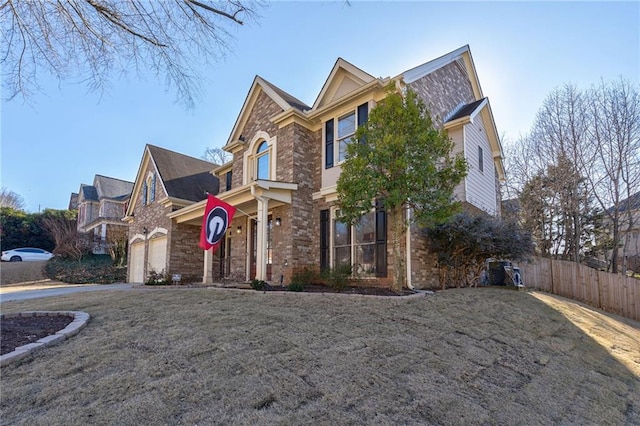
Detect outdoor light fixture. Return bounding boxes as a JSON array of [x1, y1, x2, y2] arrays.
[[142, 227, 148, 235], [275, 217, 282, 226], [236, 226, 242, 234]]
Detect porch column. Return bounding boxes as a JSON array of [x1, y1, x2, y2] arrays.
[[203, 248, 213, 284], [255, 195, 269, 281]]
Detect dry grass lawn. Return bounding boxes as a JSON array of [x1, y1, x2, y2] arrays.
[[1, 287, 639, 425]]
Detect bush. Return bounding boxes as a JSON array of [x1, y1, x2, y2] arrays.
[[250, 279, 266, 291], [145, 270, 169, 285], [424, 212, 533, 288], [45, 254, 126, 284], [320, 264, 352, 291], [287, 282, 304, 292]]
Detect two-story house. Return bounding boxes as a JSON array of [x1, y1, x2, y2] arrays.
[[71, 174, 134, 254], [160, 45, 504, 289]]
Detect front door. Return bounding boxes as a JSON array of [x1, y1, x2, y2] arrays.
[[250, 216, 273, 281]]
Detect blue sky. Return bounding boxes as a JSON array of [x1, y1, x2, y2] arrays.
[[1, 1, 638, 213]]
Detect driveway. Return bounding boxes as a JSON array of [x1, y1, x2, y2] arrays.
[[0, 283, 133, 302]]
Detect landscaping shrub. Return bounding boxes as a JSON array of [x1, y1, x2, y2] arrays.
[[250, 279, 266, 291], [287, 282, 305, 292], [320, 265, 352, 291], [45, 254, 126, 284], [145, 270, 169, 285]]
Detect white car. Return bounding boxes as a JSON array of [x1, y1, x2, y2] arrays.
[[1, 248, 54, 262]]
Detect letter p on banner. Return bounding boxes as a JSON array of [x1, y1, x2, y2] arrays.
[[199, 195, 236, 252]]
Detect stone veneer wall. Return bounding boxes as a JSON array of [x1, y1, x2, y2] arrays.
[[407, 60, 475, 126], [127, 162, 172, 282], [168, 223, 204, 281], [231, 90, 283, 189]]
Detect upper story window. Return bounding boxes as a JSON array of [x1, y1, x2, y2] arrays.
[[256, 141, 270, 180], [325, 102, 369, 169], [142, 173, 156, 206], [225, 171, 233, 191], [478, 146, 484, 173]]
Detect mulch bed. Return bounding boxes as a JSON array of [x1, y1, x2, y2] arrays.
[[1, 316, 73, 355], [237, 283, 417, 296]]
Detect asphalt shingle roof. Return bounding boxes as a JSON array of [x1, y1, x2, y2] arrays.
[[446, 98, 486, 122], [147, 145, 219, 202], [93, 175, 134, 200], [260, 78, 310, 112]]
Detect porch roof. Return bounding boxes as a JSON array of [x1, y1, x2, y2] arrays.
[[168, 180, 298, 225]]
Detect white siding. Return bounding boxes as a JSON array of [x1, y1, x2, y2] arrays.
[[463, 119, 498, 215]]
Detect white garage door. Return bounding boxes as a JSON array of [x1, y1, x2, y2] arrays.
[[129, 242, 145, 283], [148, 237, 167, 275]]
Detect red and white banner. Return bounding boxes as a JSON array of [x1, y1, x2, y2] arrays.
[[199, 195, 236, 252]]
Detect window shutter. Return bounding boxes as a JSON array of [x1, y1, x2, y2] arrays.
[[150, 174, 156, 202], [325, 119, 334, 169], [357, 102, 369, 144], [142, 182, 148, 206], [375, 199, 387, 277], [320, 210, 330, 271]]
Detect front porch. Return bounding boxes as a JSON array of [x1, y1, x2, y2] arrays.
[[168, 180, 298, 284]]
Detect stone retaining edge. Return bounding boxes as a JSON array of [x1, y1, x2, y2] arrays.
[[0, 311, 90, 367]]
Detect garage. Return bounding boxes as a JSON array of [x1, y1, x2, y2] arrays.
[[129, 241, 145, 283], [148, 236, 167, 275]]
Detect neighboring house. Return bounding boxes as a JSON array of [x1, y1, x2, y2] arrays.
[[123, 145, 220, 283], [608, 191, 640, 272], [72, 175, 134, 254], [159, 44, 504, 289]]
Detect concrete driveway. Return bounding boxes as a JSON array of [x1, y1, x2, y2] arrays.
[[0, 283, 133, 302]]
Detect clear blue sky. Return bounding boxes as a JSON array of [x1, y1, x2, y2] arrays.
[[1, 1, 638, 213]]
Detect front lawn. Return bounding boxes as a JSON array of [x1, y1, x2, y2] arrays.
[[1, 288, 638, 424]]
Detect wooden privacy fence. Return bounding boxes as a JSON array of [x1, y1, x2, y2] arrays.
[[519, 257, 640, 322]]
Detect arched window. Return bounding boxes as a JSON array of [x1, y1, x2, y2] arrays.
[[256, 141, 269, 180]]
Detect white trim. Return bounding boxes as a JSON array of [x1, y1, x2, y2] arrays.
[[243, 131, 277, 185], [402, 45, 470, 84], [148, 227, 168, 239]]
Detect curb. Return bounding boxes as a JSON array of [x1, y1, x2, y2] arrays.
[[0, 311, 90, 367]]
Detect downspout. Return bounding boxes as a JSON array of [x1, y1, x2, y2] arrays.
[[406, 205, 414, 289]]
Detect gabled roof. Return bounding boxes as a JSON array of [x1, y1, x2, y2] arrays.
[[607, 191, 640, 214], [93, 175, 133, 200], [446, 98, 487, 123], [225, 76, 309, 147], [79, 184, 98, 202], [311, 58, 377, 110], [147, 145, 220, 202], [401, 44, 483, 100], [68, 193, 79, 210]]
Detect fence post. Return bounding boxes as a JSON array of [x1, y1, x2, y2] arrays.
[[596, 267, 603, 309]]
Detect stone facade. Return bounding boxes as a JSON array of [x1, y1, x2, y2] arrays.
[[407, 60, 475, 126]]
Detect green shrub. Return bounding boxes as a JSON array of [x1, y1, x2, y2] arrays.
[[250, 279, 266, 291], [320, 264, 351, 291], [45, 254, 126, 284], [287, 282, 304, 292]]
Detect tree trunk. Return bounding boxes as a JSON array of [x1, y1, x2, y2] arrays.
[[389, 206, 406, 293]]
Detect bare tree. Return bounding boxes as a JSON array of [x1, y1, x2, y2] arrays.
[[0, 186, 25, 210], [584, 78, 640, 273], [202, 146, 232, 165], [1, 0, 262, 106], [42, 215, 91, 261]]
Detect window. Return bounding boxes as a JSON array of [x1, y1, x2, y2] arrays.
[[328, 206, 385, 277], [256, 141, 270, 180], [225, 171, 233, 191], [478, 146, 484, 173], [142, 173, 156, 206], [337, 112, 355, 163], [325, 102, 369, 168]]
